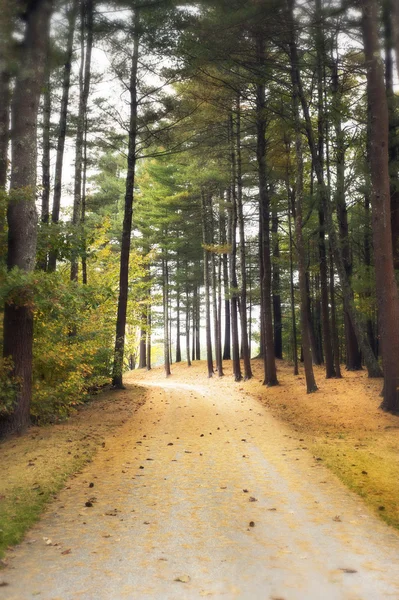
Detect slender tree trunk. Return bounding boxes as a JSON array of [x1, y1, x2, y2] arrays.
[[139, 310, 147, 368], [81, 114, 88, 284], [221, 198, 231, 360], [201, 190, 214, 378], [41, 74, 51, 226], [255, 34, 277, 386], [1, 0, 53, 437], [185, 278, 191, 367], [71, 0, 93, 282], [175, 281, 182, 363], [209, 196, 223, 375], [329, 246, 342, 378], [48, 0, 78, 272], [162, 256, 171, 377], [228, 116, 242, 382], [37, 70, 51, 272], [362, 0, 399, 410], [272, 208, 283, 360], [287, 0, 317, 393], [331, 60, 361, 370], [235, 96, 252, 379], [285, 154, 299, 376], [112, 9, 139, 387], [146, 290, 151, 371]]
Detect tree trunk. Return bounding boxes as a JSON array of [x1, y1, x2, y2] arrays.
[[185, 280, 191, 367], [201, 190, 214, 378], [71, 0, 93, 282], [255, 34, 277, 387], [1, 0, 53, 437], [146, 291, 152, 371], [287, 0, 317, 393], [209, 196, 223, 376], [112, 9, 139, 387], [48, 0, 78, 272], [139, 311, 147, 368], [221, 200, 231, 360], [362, 0, 399, 411], [272, 208, 283, 360], [236, 96, 252, 379], [329, 246, 342, 378], [284, 153, 299, 375], [228, 116, 242, 382], [175, 282, 182, 362], [162, 255, 171, 377]]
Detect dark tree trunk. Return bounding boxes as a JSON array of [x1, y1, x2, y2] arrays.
[[362, 0, 399, 411], [81, 114, 88, 284], [331, 60, 361, 370], [272, 208, 283, 360], [315, 0, 335, 378], [185, 280, 191, 367], [112, 9, 139, 388], [255, 34, 277, 387], [139, 311, 147, 369], [201, 190, 214, 378], [228, 116, 242, 382], [146, 291, 152, 371], [1, 0, 53, 437], [287, 0, 317, 393], [41, 73, 51, 226], [284, 153, 299, 375], [306, 272, 322, 365], [48, 0, 78, 273], [221, 199, 231, 360], [162, 256, 171, 377], [175, 283, 182, 363], [71, 0, 93, 282], [236, 96, 252, 379], [209, 196, 223, 376], [37, 70, 51, 272], [329, 247, 342, 378]]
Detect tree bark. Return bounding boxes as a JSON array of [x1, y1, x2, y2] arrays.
[[255, 33, 277, 387], [287, 0, 317, 393], [162, 255, 171, 377], [1, 0, 53, 437], [201, 189, 214, 378], [272, 208, 283, 360], [48, 0, 78, 272], [71, 0, 93, 282], [362, 0, 399, 411], [112, 8, 139, 387], [236, 96, 252, 379], [228, 116, 242, 382]]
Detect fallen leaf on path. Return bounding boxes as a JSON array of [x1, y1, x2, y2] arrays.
[[61, 549, 72, 555], [339, 568, 357, 574], [175, 575, 191, 583], [333, 515, 342, 522], [249, 521, 255, 527], [268, 508, 277, 511], [243, 489, 249, 493], [249, 497, 257, 502], [0, 581, 9, 587]]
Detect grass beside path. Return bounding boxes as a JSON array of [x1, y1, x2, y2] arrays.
[[0, 385, 146, 561]]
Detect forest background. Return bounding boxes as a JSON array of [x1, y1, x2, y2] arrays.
[[1, 0, 399, 438]]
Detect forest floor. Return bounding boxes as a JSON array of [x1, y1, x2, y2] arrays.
[[1, 359, 399, 599]]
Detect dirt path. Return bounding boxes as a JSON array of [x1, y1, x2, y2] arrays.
[[2, 374, 399, 599]]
